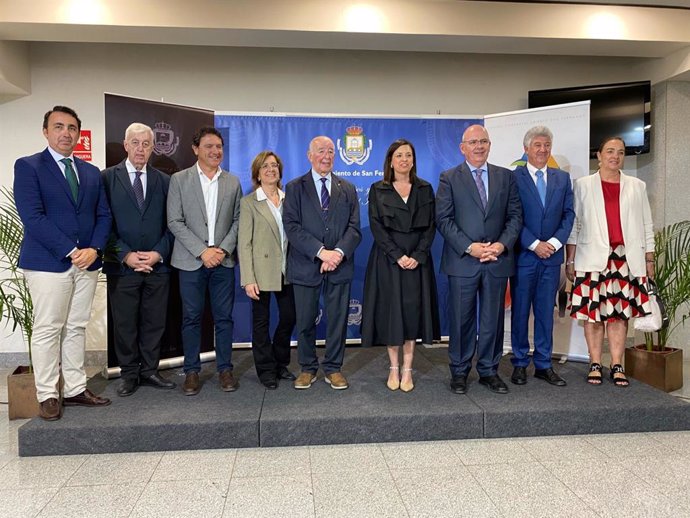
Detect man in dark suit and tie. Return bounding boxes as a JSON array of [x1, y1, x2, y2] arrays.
[[283, 136, 361, 390], [14, 106, 112, 421], [101, 122, 176, 397], [167, 127, 242, 396], [510, 126, 574, 386], [436, 124, 522, 394]]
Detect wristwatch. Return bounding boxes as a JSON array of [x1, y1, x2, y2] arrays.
[[465, 244, 472, 255]]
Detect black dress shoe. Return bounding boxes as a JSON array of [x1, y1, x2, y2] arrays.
[[511, 366, 527, 385], [117, 378, 139, 397], [140, 373, 176, 389], [261, 378, 278, 390], [277, 367, 296, 381], [534, 367, 567, 386], [450, 375, 468, 394], [479, 375, 509, 394]]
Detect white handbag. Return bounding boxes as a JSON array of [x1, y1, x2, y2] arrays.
[[634, 279, 669, 333]]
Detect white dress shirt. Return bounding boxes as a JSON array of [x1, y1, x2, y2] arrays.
[[47, 146, 79, 182], [197, 163, 221, 246]]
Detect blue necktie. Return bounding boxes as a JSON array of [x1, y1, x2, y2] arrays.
[[320, 177, 330, 217], [60, 158, 79, 202], [133, 171, 145, 210], [474, 169, 487, 209], [536, 169, 546, 206]]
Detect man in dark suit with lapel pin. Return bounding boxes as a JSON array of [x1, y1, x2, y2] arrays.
[[436, 124, 522, 394], [101, 122, 176, 397], [14, 106, 112, 421], [167, 127, 242, 396], [283, 136, 361, 390], [510, 126, 574, 386]]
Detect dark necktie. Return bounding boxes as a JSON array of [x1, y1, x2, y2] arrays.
[[60, 158, 79, 202], [536, 169, 546, 206], [133, 170, 145, 209], [320, 177, 330, 217], [474, 169, 487, 209]]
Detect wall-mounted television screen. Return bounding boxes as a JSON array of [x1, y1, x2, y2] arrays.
[[528, 80, 651, 158]]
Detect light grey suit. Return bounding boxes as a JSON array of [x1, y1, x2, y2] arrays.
[[167, 164, 242, 271], [166, 163, 242, 375]]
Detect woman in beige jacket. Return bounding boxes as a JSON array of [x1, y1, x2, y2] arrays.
[[565, 137, 654, 387], [238, 151, 296, 389]]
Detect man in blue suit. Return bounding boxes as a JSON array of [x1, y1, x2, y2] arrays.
[[102, 122, 175, 397], [436, 124, 522, 394], [283, 136, 361, 390], [510, 126, 574, 386], [14, 106, 112, 421]]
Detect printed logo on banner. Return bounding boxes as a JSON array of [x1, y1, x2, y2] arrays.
[[337, 126, 372, 165], [348, 299, 362, 326], [153, 122, 180, 156], [73, 130, 92, 161]]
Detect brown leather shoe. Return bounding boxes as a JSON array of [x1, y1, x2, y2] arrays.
[[324, 372, 349, 390], [39, 398, 61, 421], [62, 389, 111, 407], [294, 372, 317, 390], [182, 372, 201, 396], [219, 370, 238, 392]]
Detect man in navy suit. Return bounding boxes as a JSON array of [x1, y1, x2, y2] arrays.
[[14, 106, 112, 420], [436, 124, 522, 394], [283, 136, 361, 390], [102, 122, 175, 397], [510, 126, 574, 386]]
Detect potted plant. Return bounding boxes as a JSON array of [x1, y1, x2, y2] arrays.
[[626, 220, 690, 392], [0, 186, 38, 419]]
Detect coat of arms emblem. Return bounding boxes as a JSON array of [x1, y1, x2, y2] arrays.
[[337, 126, 372, 166], [153, 122, 180, 156]]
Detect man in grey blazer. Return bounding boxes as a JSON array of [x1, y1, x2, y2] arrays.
[[436, 124, 522, 395], [167, 127, 242, 395]]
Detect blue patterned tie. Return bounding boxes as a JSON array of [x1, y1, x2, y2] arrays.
[[133, 171, 145, 210], [60, 158, 79, 202], [474, 169, 487, 209], [320, 177, 330, 217], [536, 169, 546, 206]]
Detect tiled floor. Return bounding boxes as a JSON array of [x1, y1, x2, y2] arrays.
[[1, 364, 690, 518]]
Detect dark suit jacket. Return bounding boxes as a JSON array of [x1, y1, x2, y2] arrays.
[[283, 171, 361, 286], [101, 160, 173, 275], [436, 162, 522, 278], [512, 165, 574, 267], [14, 148, 111, 273]]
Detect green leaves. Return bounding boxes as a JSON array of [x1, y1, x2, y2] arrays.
[[0, 187, 33, 365], [645, 220, 690, 350]]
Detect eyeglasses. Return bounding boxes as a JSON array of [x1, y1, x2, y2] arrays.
[[260, 162, 280, 170], [462, 139, 490, 147]]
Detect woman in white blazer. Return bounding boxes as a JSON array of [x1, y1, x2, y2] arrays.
[[565, 137, 654, 386], [238, 151, 296, 389]]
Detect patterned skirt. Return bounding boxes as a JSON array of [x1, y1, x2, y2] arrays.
[[570, 245, 651, 323]]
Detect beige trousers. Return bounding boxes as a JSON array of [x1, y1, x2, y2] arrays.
[[24, 266, 98, 402]]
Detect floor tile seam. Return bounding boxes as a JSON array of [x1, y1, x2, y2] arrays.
[[32, 485, 61, 518], [55, 454, 91, 490], [256, 386, 267, 448], [537, 457, 633, 518], [531, 454, 606, 518], [389, 474, 413, 518], [462, 459, 507, 517], [125, 481, 153, 518]]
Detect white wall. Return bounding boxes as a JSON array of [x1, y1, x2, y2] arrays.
[[0, 42, 661, 355]]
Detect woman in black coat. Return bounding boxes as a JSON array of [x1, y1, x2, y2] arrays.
[[361, 139, 440, 392]]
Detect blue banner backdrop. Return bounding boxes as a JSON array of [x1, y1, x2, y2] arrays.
[[214, 114, 481, 342]]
